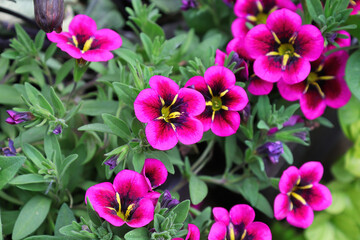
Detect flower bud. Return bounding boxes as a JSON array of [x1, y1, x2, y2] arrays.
[[52, 125, 62, 135], [33, 0, 64, 33], [160, 190, 180, 209], [257, 141, 284, 164], [6, 110, 35, 125], [2, 139, 17, 157]]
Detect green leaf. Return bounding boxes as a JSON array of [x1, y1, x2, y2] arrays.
[[305, 0, 324, 24], [102, 113, 132, 140], [142, 21, 165, 40], [78, 123, 113, 134], [0, 84, 23, 105], [0, 57, 9, 81], [14, 24, 34, 52], [168, 200, 190, 224], [9, 174, 48, 191], [189, 175, 208, 205], [79, 100, 118, 116], [270, 178, 280, 190], [34, 30, 46, 50], [0, 156, 26, 190], [12, 195, 52, 240], [132, 152, 145, 173], [60, 154, 78, 179], [50, 87, 66, 117], [225, 135, 237, 174], [282, 143, 294, 164], [0, 209, 3, 240], [45, 43, 57, 61], [86, 197, 102, 227], [241, 178, 259, 205], [257, 96, 271, 121], [55, 203, 75, 236], [124, 227, 150, 240], [44, 133, 62, 171], [55, 59, 75, 84], [25, 236, 67, 240], [345, 50, 360, 100], [253, 193, 273, 218], [22, 143, 46, 169], [24, 82, 40, 106]]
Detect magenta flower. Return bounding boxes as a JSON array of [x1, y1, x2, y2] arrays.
[[185, 66, 248, 137], [215, 49, 249, 82], [134, 76, 205, 150], [141, 158, 168, 191], [278, 51, 351, 120], [6, 110, 34, 125], [326, 30, 351, 51], [47, 15, 122, 62], [245, 9, 324, 84], [173, 224, 200, 240], [85, 170, 154, 227], [233, 0, 296, 39], [349, 0, 360, 15], [226, 38, 274, 95], [274, 161, 332, 228], [209, 204, 272, 240]]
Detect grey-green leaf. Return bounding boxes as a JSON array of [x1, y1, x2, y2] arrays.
[[0, 156, 26, 190], [55, 203, 75, 236]]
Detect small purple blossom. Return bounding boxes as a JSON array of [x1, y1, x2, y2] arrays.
[[6, 110, 34, 125], [160, 190, 180, 209], [53, 125, 62, 135], [181, 0, 198, 11], [2, 139, 16, 156], [104, 155, 118, 170], [257, 141, 283, 164]]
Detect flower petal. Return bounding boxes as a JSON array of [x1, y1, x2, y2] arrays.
[[304, 183, 332, 211], [212, 110, 240, 137], [248, 76, 274, 95], [176, 117, 204, 145], [277, 80, 304, 101], [323, 77, 351, 109], [229, 204, 255, 227], [134, 88, 162, 123], [149, 76, 179, 104], [126, 198, 154, 228], [47, 32, 72, 45], [286, 204, 314, 228], [295, 25, 324, 61], [85, 182, 125, 227], [56, 43, 82, 59], [82, 49, 114, 62], [185, 76, 209, 98], [208, 222, 227, 240], [266, 9, 302, 39], [300, 90, 326, 120], [299, 161, 323, 184], [213, 207, 230, 225], [274, 193, 291, 220], [231, 18, 249, 39], [279, 166, 300, 194], [93, 29, 122, 50], [245, 24, 274, 59], [204, 66, 236, 93], [196, 107, 213, 132], [253, 56, 283, 83], [69, 14, 97, 36], [282, 57, 311, 84], [215, 49, 226, 66], [142, 158, 168, 190], [222, 86, 249, 111], [186, 224, 200, 240], [226, 38, 252, 60], [177, 88, 206, 116], [246, 222, 272, 240], [276, 0, 297, 10], [113, 169, 149, 201], [145, 120, 178, 151]]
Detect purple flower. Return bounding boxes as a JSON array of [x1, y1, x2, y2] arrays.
[[6, 110, 34, 125], [245, 9, 324, 84], [141, 158, 168, 191], [257, 141, 283, 164], [278, 51, 351, 120], [274, 162, 332, 228], [104, 155, 118, 170], [185, 66, 249, 137], [325, 30, 351, 51], [181, 0, 198, 11], [134, 76, 205, 150], [52, 125, 62, 135], [85, 170, 154, 227], [209, 204, 271, 240], [160, 190, 180, 209], [2, 139, 16, 156], [215, 49, 249, 82], [173, 224, 200, 240], [268, 115, 304, 135], [47, 15, 122, 62]]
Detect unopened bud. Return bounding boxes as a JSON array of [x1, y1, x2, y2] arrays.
[[33, 0, 64, 33]]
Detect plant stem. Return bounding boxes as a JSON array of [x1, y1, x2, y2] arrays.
[[0, 191, 23, 205], [191, 139, 215, 172]]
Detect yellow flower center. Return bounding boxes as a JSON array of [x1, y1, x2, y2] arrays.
[[71, 36, 94, 53], [211, 96, 223, 111], [289, 178, 313, 210], [107, 192, 135, 222], [303, 63, 335, 98], [156, 95, 181, 131], [205, 86, 229, 122]]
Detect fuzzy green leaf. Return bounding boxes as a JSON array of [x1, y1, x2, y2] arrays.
[[0, 156, 26, 190]]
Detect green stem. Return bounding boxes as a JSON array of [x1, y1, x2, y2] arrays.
[[190, 139, 215, 172], [0, 191, 23, 205], [325, 45, 360, 56], [300, 0, 312, 25]]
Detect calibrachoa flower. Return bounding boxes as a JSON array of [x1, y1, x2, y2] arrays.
[[141, 158, 168, 191], [47, 15, 122, 62], [85, 170, 154, 227], [233, 0, 296, 39], [185, 66, 248, 137], [208, 204, 272, 240], [160, 190, 180, 209], [181, 0, 198, 11], [6, 110, 34, 125], [104, 155, 119, 170], [325, 30, 351, 51], [215, 49, 249, 82], [52, 125, 62, 135], [134, 76, 205, 150], [274, 161, 332, 228], [2, 139, 16, 156], [245, 9, 324, 84], [278, 51, 351, 120], [173, 224, 200, 240], [257, 141, 284, 164], [349, 0, 360, 15]]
